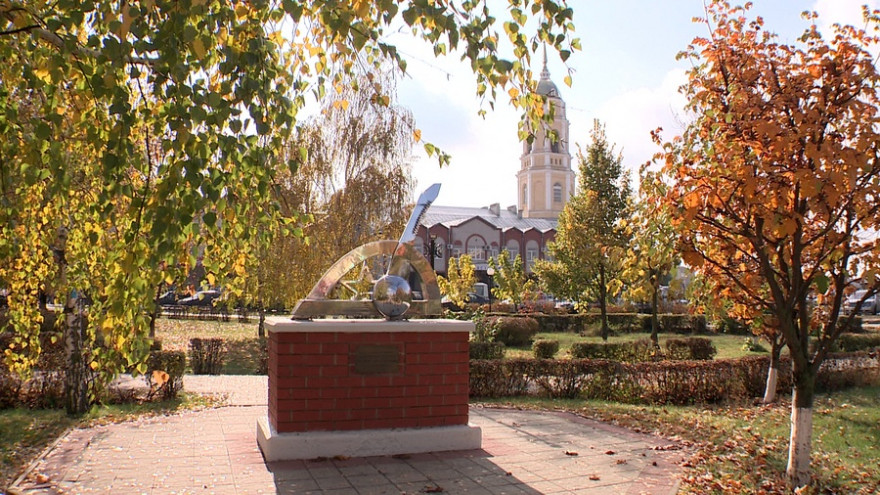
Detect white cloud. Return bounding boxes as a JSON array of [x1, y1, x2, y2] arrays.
[[592, 68, 689, 180], [813, 0, 880, 34]]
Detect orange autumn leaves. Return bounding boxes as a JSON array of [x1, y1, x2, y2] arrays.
[[659, 1, 880, 324]]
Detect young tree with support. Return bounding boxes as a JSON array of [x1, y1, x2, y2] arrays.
[[657, 1, 880, 487]]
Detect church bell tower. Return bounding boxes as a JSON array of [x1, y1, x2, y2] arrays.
[[516, 50, 575, 219]]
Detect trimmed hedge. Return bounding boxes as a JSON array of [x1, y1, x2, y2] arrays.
[[532, 339, 560, 359], [834, 333, 880, 352], [189, 338, 226, 375], [570, 340, 657, 362], [569, 338, 715, 362], [492, 316, 539, 347], [470, 342, 506, 360], [469, 352, 880, 404], [146, 350, 185, 399], [665, 337, 717, 360], [514, 313, 709, 335]]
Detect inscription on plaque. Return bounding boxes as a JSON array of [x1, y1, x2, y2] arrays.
[[352, 345, 401, 375]]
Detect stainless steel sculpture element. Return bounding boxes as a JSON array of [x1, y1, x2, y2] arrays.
[[291, 184, 442, 320]]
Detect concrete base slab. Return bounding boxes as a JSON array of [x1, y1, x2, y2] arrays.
[[256, 417, 482, 461]]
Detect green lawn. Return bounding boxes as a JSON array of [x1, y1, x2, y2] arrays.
[[155, 318, 264, 374], [478, 385, 880, 494], [505, 331, 769, 360]]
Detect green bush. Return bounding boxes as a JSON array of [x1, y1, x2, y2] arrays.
[[656, 314, 708, 334], [716, 317, 751, 335], [834, 334, 880, 352], [569, 339, 657, 362], [469, 351, 880, 403], [188, 338, 226, 375], [532, 339, 560, 359], [493, 316, 539, 347], [665, 337, 717, 360], [741, 337, 768, 353], [146, 350, 185, 399], [469, 342, 506, 360]]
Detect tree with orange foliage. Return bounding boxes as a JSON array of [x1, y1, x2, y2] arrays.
[[657, 1, 880, 488]]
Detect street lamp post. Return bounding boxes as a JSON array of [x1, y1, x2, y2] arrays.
[[486, 266, 495, 313], [426, 234, 442, 271]]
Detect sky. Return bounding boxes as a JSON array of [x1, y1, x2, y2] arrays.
[[393, 0, 880, 208]]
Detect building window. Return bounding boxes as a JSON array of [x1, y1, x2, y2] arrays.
[[522, 184, 528, 206], [506, 246, 519, 260], [527, 248, 538, 262], [553, 183, 563, 203], [467, 237, 487, 261]]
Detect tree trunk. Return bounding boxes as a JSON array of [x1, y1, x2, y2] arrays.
[[149, 285, 162, 339], [258, 304, 266, 338], [64, 295, 89, 416], [762, 337, 782, 404], [599, 265, 609, 341], [786, 368, 816, 489], [650, 279, 660, 347]]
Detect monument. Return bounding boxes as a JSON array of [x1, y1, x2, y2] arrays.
[[257, 184, 482, 461]]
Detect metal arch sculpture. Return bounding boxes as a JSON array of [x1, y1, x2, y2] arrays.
[[291, 184, 442, 320]]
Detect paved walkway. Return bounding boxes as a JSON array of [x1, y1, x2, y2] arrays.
[[11, 377, 687, 495]]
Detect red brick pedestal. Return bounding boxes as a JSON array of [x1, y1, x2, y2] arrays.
[[256, 318, 480, 461]]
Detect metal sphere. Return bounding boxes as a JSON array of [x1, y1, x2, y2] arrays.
[[372, 275, 412, 319]]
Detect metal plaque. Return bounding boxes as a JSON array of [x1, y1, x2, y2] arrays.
[[352, 345, 401, 375]]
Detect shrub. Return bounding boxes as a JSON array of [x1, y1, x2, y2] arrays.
[[189, 338, 226, 374], [834, 334, 880, 352], [469, 351, 880, 404], [741, 337, 768, 353], [146, 350, 185, 400], [493, 316, 539, 347], [471, 309, 498, 344], [532, 339, 560, 359], [470, 342, 506, 360], [716, 317, 752, 335], [569, 339, 657, 362], [257, 336, 269, 375], [665, 337, 717, 360], [656, 314, 708, 334]]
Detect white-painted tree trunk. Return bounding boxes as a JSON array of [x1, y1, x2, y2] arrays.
[[762, 366, 778, 404], [786, 405, 813, 489]]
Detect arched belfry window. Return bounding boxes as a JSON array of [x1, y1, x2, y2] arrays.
[[553, 183, 563, 203]]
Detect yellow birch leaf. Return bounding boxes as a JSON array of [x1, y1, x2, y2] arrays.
[[192, 39, 207, 59]]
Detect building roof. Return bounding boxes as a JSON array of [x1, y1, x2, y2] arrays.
[[536, 48, 559, 97], [420, 205, 557, 233]]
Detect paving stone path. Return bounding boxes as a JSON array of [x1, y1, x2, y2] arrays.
[[12, 376, 688, 495]]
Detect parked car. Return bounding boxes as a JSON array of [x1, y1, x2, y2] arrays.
[[156, 290, 179, 306], [844, 289, 879, 314], [177, 289, 222, 307], [555, 300, 576, 313], [468, 292, 490, 305]]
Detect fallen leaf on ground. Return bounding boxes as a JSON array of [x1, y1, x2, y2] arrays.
[[589, 475, 601, 481], [564, 451, 578, 456], [605, 450, 616, 455], [616, 459, 628, 465], [423, 485, 444, 493]]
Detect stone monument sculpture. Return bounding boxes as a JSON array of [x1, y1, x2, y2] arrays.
[[291, 183, 442, 320]]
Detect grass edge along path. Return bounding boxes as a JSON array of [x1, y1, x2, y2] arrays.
[[477, 385, 880, 494]]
